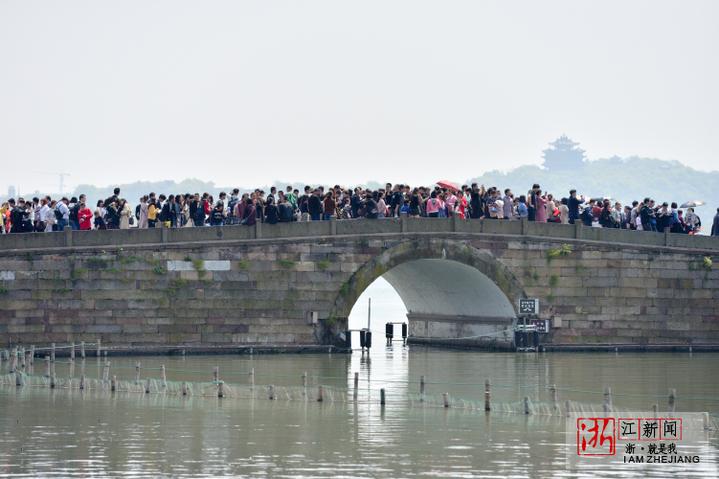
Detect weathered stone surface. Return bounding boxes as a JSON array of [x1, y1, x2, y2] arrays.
[[0, 221, 718, 349]]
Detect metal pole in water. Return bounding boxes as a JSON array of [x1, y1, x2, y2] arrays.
[[603, 387, 612, 414], [111, 375, 117, 392], [550, 384, 558, 412], [367, 297, 371, 331], [96, 338, 101, 358], [213, 366, 219, 383], [135, 362, 141, 384], [302, 371, 307, 389], [181, 382, 188, 396], [268, 385, 275, 400], [80, 341, 85, 359], [161, 365, 167, 389], [218, 381, 224, 398], [442, 392, 449, 408], [249, 368, 255, 390], [50, 343, 55, 363], [484, 380, 491, 412], [380, 388, 386, 406], [668, 389, 676, 413], [70, 343, 75, 361], [317, 385, 324, 402], [353, 372, 359, 399], [419, 375, 425, 402], [45, 355, 50, 377], [524, 396, 530, 415], [145, 378, 151, 394]]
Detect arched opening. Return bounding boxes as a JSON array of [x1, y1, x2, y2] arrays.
[[337, 239, 524, 349]]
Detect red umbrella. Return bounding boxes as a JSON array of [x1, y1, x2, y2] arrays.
[[436, 180, 461, 191]]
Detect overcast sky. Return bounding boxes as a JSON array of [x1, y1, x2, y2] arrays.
[[1, 0, 717, 195]]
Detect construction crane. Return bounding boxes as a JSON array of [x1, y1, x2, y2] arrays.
[[32, 171, 71, 194]]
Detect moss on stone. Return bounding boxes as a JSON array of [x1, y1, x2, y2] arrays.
[[277, 259, 296, 270]]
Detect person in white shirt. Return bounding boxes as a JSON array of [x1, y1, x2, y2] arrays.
[[55, 198, 70, 230]]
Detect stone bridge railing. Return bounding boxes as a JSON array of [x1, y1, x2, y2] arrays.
[[1, 217, 718, 253]]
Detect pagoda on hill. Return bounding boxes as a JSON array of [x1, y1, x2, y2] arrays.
[[542, 135, 586, 170]]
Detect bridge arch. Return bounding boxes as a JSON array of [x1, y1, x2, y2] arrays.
[[329, 238, 526, 348]]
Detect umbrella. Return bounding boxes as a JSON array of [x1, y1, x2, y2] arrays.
[[680, 200, 704, 208], [436, 180, 461, 191]]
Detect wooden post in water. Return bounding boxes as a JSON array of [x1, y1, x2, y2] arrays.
[[484, 379, 491, 412], [50, 371, 56, 389], [10, 347, 17, 372], [442, 392, 449, 408], [218, 381, 224, 398], [181, 382, 188, 396], [249, 368, 255, 390], [70, 343, 75, 361], [353, 372, 359, 399], [45, 355, 50, 377], [145, 378, 151, 394], [111, 375, 117, 392], [51, 343, 55, 362], [19, 347, 26, 370], [213, 366, 219, 383], [96, 338, 101, 358], [668, 389, 676, 413], [603, 387, 613, 414], [161, 365, 167, 390], [80, 341, 85, 359], [550, 384, 558, 413], [135, 362, 141, 384], [524, 396, 530, 415], [380, 388, 386, 406], [268, 385, 275, 400], [29, 345, 34, 365], [420, 375, 425, 402], [15, 370, 23, 387], [317, 385, 324, 402], [302, 371, 308, 389], [565, 400, 571, 417]]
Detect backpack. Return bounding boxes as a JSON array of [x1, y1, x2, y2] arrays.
[[54, 208, 63, 221]]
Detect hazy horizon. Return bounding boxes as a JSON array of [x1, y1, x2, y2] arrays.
[[2, 0, 717, 194]]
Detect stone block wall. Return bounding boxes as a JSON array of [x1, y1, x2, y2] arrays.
[[0, 219, 718, 349]]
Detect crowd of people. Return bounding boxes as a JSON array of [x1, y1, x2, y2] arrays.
[[2, 183, 719, 236]]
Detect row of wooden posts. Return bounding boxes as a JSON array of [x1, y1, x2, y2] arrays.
[[3, 344, 679, 413], [1, 340, 104, 368]]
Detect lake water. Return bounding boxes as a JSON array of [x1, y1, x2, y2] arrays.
[[1, 342, 718, 478]]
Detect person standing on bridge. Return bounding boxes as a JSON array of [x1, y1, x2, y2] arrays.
[[567, 189, 584, 224]]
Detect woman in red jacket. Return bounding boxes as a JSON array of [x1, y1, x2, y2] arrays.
[[78, 202, 93, 230]]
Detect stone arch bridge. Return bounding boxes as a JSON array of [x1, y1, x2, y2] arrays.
[[1, 218, 718, 351]]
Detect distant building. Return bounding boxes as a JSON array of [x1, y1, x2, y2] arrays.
[[542, 135, 585, 170], [7, 185, 16, 199]]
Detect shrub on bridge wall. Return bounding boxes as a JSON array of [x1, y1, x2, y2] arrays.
[[546, 243, 573, 262], [277, 259, 296, 270]]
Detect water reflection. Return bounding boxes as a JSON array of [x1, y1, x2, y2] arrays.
[[1, 345, 718, 477]]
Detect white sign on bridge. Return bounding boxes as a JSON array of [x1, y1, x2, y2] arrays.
[[518, 298, 539, 316]]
